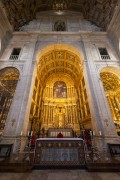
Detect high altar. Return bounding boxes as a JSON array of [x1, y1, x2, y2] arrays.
[[30, 74, 91, 136], [34, 138, 85, 167]]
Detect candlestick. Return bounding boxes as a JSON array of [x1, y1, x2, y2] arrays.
[[90, 130, 93, 137], [93, 131, 95, 136], [31, 131, 33, 136], [99, 131, 102, 136]]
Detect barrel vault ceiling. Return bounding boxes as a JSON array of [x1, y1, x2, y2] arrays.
[[2, 0, 118, 31]]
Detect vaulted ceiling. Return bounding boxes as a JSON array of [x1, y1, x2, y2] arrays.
[[2, 0, 118, 31]]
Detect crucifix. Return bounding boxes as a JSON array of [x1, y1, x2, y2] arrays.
[[11, 119, 16, 126], [59, 107, 62, 113]]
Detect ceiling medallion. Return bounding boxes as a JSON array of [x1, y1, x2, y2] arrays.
[[48, 0, 71, 14]]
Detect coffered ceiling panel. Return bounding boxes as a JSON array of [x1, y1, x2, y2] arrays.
[[2, 0, 118, 30]]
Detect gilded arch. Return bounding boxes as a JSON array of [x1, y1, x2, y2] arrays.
[[100, 66, 120, 132], [0, 67, 20, 132], [29, 44, 91, 134]]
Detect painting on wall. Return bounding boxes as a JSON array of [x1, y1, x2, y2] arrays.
[[53, 81, 67, 98]]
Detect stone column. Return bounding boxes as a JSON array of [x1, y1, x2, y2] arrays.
[[43, 105, 45, 123], [2, 35, 38, 153], [82, 35, 119, 153]]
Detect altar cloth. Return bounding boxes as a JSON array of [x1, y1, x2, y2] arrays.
[[36, 138, 84, 141]]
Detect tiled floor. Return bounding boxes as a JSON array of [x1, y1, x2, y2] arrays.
[[0, 170, 120, 180]]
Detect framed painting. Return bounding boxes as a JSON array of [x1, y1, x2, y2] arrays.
[[53, 81, 67, 98]]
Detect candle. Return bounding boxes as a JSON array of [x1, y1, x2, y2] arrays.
[[99, 131, 102, 136], [20, 131, 22, 136], [93, 131, 95, 136], [28, 131, 29, 136], [90, 130, 93, 137], [31, 131, 33, 136]]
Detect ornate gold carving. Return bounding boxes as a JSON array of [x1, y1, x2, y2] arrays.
[[100, 72, 120, 91], [38, 50, 82, 83], [101, 71, 120, 129], [0, 68, 19, 131]]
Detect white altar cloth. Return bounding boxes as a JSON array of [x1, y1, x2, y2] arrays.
[[36, 138, 83, 141]]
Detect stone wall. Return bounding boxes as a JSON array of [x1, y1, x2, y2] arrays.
[[108, 1, 120, 56], [19, 11, 101, 32]]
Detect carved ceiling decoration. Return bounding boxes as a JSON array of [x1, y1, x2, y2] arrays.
[[2, 0, 118, 30], [38, 50, 82, 84], [48, 0, 71, 11], [0, 67, 19, 94], [100, 72, 120, 91]]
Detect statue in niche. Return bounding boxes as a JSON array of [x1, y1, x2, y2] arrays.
[[53, 106, 65, 128], [54, 20, 66, 31]]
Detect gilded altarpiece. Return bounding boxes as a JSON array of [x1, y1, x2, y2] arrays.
[[41, 75, 79, 132]]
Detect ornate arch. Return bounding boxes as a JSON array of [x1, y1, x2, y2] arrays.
[[100, 66, 120, 131], [36, 44, 84, 63], [100, 66, 120, 91], [0, 67, 20, 131]]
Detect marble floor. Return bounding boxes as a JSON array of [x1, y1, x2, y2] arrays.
[[0, 170, 120, 180]]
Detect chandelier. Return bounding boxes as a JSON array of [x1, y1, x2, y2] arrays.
[[48, 0, 71, 11]]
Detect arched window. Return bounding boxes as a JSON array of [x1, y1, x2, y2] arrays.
[[53, 81, 67, 98], [0, 67, 19, 131], [54, 20, 66, 31]]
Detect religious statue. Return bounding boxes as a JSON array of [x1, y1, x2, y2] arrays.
[[54, 20, 66, 31], [53, 106, 65, 128]]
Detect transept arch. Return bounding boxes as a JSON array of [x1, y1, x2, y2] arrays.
[[100, 66, 120, 134], [0, 67, 20, 133]]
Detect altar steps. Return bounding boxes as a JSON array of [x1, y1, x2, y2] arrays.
[[32, 165, 86, 170], [0, 162, 33, 172], [86, 162, 120, 172]]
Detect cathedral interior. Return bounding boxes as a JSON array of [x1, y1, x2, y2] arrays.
[[0, 0, 120, 172]]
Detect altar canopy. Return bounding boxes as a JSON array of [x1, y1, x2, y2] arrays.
[[34, 138, 85, 167]]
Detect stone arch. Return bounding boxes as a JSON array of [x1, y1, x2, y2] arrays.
[[28, 43, 91, 136], [36, 44, 84, 64]]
